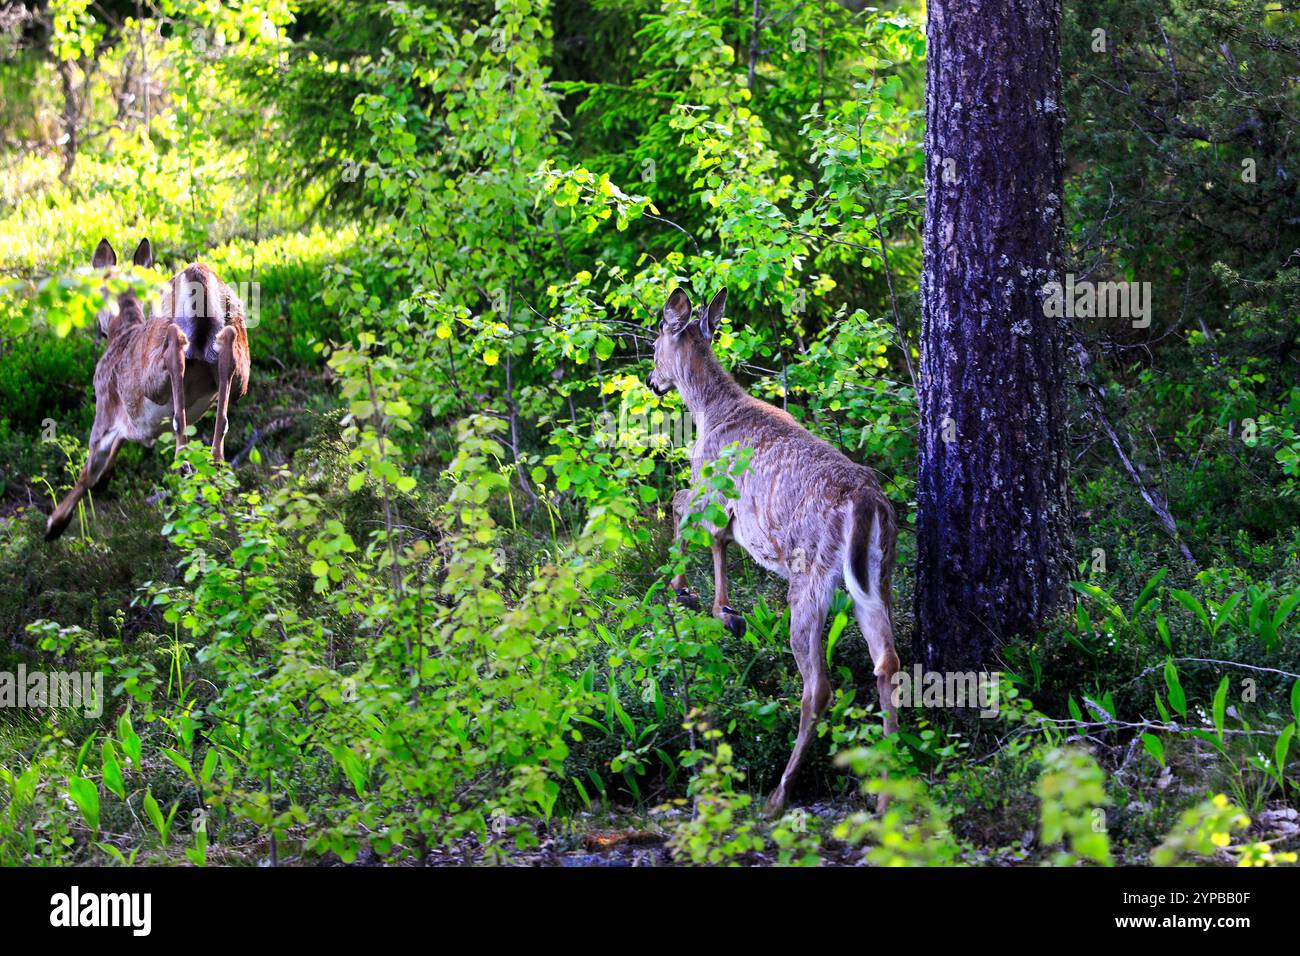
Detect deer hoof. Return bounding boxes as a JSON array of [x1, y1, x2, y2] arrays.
[[44, 515, 67, 543], [674, 587, 701, 611], [719, 606, 747, 638]]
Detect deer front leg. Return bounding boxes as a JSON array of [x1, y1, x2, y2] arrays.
[[765, 582, 832, 818], [710, 534, 746, 638], [211, 325, 237, 462]]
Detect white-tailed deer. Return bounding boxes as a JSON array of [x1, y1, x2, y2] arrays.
[[648, 287, 900, 816], [44, 239, 251, 541]]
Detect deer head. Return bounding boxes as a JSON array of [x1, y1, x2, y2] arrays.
[[646, 286, 728, 397], [91, 237, 153, 339]]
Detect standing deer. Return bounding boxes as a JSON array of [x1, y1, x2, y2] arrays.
[[647, 287, 900, 815], [44, 239, 251, 542]]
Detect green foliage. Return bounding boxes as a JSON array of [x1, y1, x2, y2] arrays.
[[663, 717, 766, 865], [1035, 747, 1112, 866], [833, 743, 959, 866], [1153, 793, 1297, 867]]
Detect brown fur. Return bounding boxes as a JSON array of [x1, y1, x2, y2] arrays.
[[649, 287, 900, 815], [45, 240, 251, 542]]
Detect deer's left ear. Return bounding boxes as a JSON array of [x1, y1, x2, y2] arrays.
[[132, 239, 153, 269], [699, 287, 727, 339]]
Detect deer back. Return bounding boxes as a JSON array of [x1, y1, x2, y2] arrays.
[[694, 393, 889, 579]]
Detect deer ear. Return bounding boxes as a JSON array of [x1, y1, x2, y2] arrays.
[[699, 287, 727, 339], [663, 286, 693, 335], [132, 238, 153, 269], [92, 239, 116, 269]]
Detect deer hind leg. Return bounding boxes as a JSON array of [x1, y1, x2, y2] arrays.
[[852, 595, 901, 815], [45, 434, 124, 541], [765, 580, 833, 817], [90, 439, 124, 494], [211, 325, 237, 462], [154, 323, 189, 448], [848, 519, 900, 812], [854, 595, 900, 737]]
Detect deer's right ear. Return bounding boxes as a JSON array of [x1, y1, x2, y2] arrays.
[[663, 287, 693, 335], [131, 238, 153, 269], [92, 239, 117, 270]]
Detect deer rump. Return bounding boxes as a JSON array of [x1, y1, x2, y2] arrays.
[[162, 264, 250, 378]]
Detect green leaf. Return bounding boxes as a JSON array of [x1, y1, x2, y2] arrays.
[[73, 731, 98, 777], [824, 611, 848, 666], [96, 842, 129, 866], [1163, 658, 1187, 716], [573, 714, 610, 736], [200, 748, 219, 786], [1273, 593, 1300, 633], [1132, 568, 1168, 618], [185, 825, 208, 867], [161, 748, 197, 784], [571, 776, 591, 812], [330, 745, 367, 796], [101, 742, 125, 801], [1212, 675, 1229, 743], [68, 777, 100, 832], [1070, 580, 1112, 604], [1170, 589, 1211, 633], [1212, 592, 1242, 637], [117, 710, 141, 767], [1275, 723, 1295, 781], [1154, 613, 1172, 652], [1153, 690, 1170, 723], [612, 698, 636, 741], [144, 788, 170, 845], [1141, 733, 1166, 767]]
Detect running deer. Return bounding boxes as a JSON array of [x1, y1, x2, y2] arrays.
[[44, 239, 251, 542], [648, 287, 900, 815]]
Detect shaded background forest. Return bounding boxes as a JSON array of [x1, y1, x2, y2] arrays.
[[0, 0, 1298, 866]]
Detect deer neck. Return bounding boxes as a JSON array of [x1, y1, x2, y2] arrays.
[[109, 293, 145, 336], [676, 343, 745, 434]]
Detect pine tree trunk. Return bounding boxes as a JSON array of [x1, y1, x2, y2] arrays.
[[915, 0, 1072, 673]]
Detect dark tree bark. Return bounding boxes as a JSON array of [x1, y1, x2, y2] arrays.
[[915, 0, 1072, 673], [59, 57, 80, 183]]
